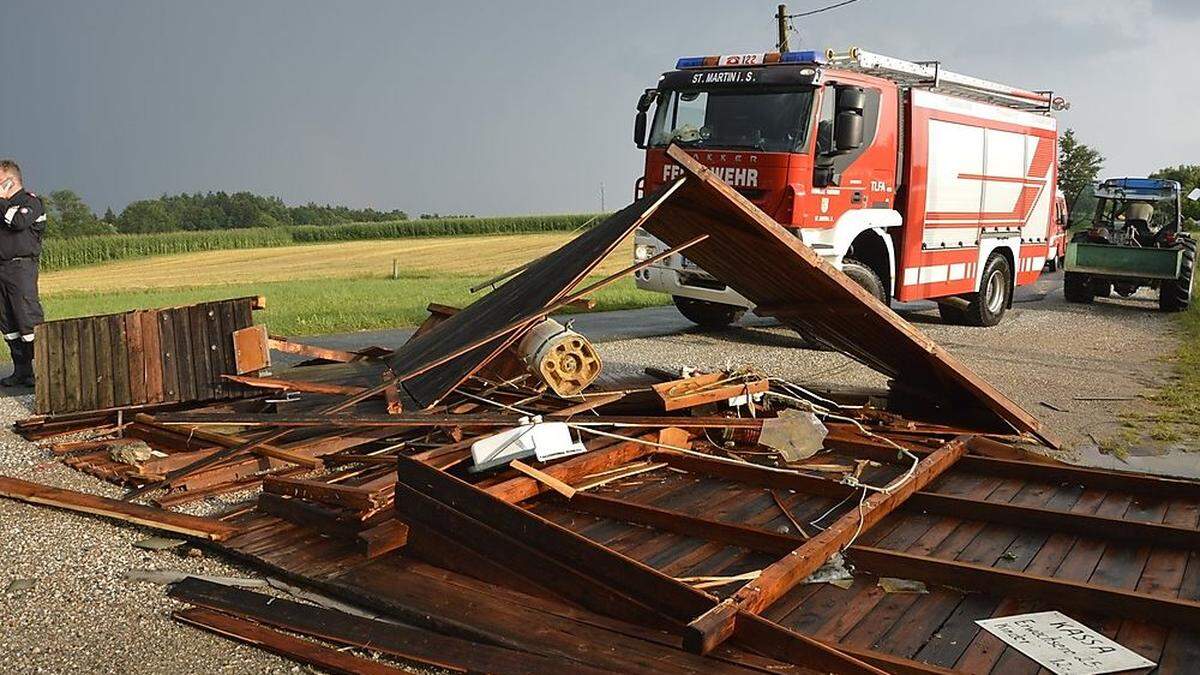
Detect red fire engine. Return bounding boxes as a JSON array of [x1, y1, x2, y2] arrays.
[[631, 48, 1068, 327]]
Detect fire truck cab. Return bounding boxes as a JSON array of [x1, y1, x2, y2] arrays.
[[632, 48, 1067, 327]]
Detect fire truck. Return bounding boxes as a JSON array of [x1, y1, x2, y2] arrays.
[[631, 48, 1068, 327]]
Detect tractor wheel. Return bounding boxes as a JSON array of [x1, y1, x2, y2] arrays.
[[1063, 272, 1093, 303], [1160, 237, 1196, 312], [960, 254, 1012, 327], [673, 296, 745, 328], [1092, 280, 1112, 298], [841, 258, 888, 304]]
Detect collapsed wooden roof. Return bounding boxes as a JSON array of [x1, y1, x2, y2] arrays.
[[640, 145, 1056, 447]]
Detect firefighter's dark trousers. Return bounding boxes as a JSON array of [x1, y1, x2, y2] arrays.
[[0, 258, 44, 372]]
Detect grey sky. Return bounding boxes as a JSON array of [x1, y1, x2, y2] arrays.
[[2, 0, 1196, 216]]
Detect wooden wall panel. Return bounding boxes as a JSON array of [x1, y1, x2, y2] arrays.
[[33, 297, 263, 415]]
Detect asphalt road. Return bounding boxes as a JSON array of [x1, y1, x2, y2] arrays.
[[294, 272, 1067, 357]]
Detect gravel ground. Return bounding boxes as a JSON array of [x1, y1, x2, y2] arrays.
[[0, 279, 1187, 672]]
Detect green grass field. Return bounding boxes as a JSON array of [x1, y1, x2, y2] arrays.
[[36, 230, 669, 342], [42, 275, 663, 337]]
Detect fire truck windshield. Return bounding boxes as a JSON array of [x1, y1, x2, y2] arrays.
[[648, 88, 815, 153]]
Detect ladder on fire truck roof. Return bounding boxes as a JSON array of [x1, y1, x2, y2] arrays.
[[825, 47, 1069, 114]]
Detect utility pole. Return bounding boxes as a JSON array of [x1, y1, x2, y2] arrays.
[[775, 4, 790, 53], [599, 182, 606, 212]]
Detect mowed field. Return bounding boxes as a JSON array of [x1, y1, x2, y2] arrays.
[[41, 232, 668, 336]]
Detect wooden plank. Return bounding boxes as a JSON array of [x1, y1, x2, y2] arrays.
[[33, 322, 50, 413], [850, 545, 1200, 631], [77, 318, 98, 411], [221, 374, 366, 396], [202, 302, 225, 399], [189, 303, 215, 400], [61, 319, 82, 413], [215, 300, 237, 397], [172, 307, 196, 401], [109, 313, 132, 407], [0, 475, 239, 540], [685, 438, 968, 654], [169, 578, 609, 675], [140, 310, 163, 404], [95, 314, 116, 409], [486, 436, 656, 503], [358, 520, 410, 559], [125, 312, 146, 405], [267, 337, 361, 363], [173, 607, 406, 675], [262, 476, 386, 511], [44, 319, 67, 413], [653, 372, 770, 411], [155, 310, 178, 402], [232, 325, 270, 375], [909, 490, 1200, 550]]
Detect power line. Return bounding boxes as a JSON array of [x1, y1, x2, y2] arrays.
[[786, 0, 862, 19]]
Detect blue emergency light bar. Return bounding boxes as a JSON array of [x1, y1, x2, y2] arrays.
[[1101, 178, 1178, 193], [675, 51, 820, 69]]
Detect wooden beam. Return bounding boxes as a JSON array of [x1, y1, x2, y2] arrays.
[[170, 578, 611, 675], [0, 475, 239, 540], [485, 436, 656, 503], [684, 437, 967, 654], [907, 491, 1200, 550], [262, 476, 388, 512], [267, 337, 364, 363], [133, 414, 323, 470], [848, 546, 1200, 631], [357, 520, 409, 559], [174, 607, 406, 675], [148, 412, 763, 429], [221, 374, 367, 396]]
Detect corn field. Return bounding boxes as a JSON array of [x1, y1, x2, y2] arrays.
[[41, 214, 604, 272]]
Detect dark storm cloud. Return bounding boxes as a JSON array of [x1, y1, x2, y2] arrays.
[[0, 1, 1194, 215]]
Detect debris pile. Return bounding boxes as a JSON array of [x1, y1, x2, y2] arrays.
[[2, 148, 1193, 674]]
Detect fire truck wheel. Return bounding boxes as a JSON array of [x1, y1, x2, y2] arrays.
[[937, 302, 967, 324], [841, 259, 888, 304], [1160, 237, 1196, 312], [962, 254, 1012, 327], [672, 296, 746, 328], [1063, 272, 1094, 303]]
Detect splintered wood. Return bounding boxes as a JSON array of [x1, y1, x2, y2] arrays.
[[7, 172, 1192, 675]]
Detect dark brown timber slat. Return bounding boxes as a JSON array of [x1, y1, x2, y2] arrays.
[[169, 578, 612, 675], [173, 607, 406, 675], [0, 475, 239, 540]]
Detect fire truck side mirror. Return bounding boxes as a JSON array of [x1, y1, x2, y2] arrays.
[[834, 111, 864, 153], [634, 89, 657, 149], [833, 85, 866, 153]]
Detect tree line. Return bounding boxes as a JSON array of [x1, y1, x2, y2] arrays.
[[41, 190, 409, 238]]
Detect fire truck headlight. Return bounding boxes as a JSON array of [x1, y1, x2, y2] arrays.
[[634, 244, 655, 261]]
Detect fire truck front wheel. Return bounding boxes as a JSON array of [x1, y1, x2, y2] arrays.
[[672, 296, 746, 329], [962, 254, 1012, 327], [840, 259, 888, 305]]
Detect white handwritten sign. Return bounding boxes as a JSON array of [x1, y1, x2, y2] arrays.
[[976, 611, 1155, 675]]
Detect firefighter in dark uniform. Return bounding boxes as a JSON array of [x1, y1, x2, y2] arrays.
[[0, 160, 46, 387]]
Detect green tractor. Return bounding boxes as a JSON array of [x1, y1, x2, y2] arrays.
[[1064, 177, 1196, 311]]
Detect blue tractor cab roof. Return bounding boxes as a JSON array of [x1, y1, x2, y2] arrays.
[[1095, 177, 1181, 201]]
